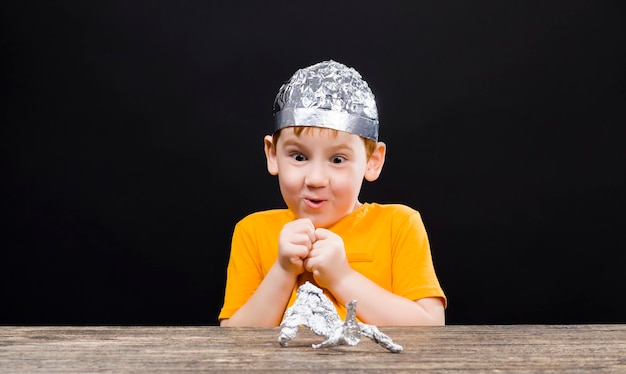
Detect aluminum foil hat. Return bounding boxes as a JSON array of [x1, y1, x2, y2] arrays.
[[273, 60, 379, 141]]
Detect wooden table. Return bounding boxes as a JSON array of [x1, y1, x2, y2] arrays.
[[1, 325, 625, 372]]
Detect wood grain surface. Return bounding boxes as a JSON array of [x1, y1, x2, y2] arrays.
[[1, 325, 625, 372]]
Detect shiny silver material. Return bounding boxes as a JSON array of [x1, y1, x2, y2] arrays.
[[278, 282, 403, 353], [273, 60, 379, 141], [312, 299, 361, 349]]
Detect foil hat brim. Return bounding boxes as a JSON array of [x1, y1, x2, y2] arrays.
[[274, 108, 379, 141], [272, 60, 379, 141]]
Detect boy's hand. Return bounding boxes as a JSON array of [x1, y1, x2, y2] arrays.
[[304, 228, 351, 289], [277, 218, 316, 275]]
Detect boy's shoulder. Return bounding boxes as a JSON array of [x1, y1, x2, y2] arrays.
[[237, 208, 294, 225], [365, 202, 420, 217], [361, 203, 426, 230]]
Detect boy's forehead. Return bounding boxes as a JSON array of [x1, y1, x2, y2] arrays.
[[280, 126, 362, 142]]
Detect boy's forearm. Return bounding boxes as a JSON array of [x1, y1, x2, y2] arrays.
[[221, 263, 297, 326], [330, 270, 445, 326]]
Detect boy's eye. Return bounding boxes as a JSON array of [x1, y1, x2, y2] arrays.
[[291, 153, 307, 162], [331, 156, 346, 164]]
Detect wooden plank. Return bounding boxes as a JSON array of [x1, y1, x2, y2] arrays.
[[1, 325, 625, 372]]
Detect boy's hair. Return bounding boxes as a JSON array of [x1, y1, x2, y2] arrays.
[[271, 127, 378, 159]]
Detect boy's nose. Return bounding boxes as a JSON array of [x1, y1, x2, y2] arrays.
[[304, 163, 329, 187]]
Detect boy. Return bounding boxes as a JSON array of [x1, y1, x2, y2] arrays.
[[219, 60, 446, 326]]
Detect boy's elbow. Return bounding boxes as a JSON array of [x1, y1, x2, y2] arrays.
[[431, 312, 445, 326], [416, 297, 446, 326]]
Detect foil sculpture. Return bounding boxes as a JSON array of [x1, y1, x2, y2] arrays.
[[278, 282, 403, 353]]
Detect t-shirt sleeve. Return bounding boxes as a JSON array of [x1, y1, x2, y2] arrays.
[[218, 220, 265, 320], [391, 208, 447, 308]]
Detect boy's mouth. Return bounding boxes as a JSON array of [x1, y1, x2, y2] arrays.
[[305, 198, 325, 208]]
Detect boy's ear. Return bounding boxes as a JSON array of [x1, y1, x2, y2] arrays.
[[364, 141, 386, 182], [264, 135, 279, 176]]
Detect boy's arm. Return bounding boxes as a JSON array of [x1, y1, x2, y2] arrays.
[[330, 270, 445, 326], [308, 228, 445, 326], [221, 218, 316, 326], [220, 262, 297, 326]]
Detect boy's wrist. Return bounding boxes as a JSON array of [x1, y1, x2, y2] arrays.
[[323, 268, 358, 299], [271, 261, 301, 282]]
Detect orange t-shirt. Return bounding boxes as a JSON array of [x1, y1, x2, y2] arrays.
[[218, 203, 446, 322]]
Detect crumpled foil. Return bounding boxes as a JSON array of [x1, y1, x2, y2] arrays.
[[273, 60, 379, 141], [278, 282, 403, 353]]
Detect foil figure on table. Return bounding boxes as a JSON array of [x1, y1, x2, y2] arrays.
[[278, 281, 403, 353]]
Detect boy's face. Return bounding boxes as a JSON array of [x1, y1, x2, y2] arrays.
[[265, 127, 383, 228]]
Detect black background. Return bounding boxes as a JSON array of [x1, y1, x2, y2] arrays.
[[2, 1, 625, 325]]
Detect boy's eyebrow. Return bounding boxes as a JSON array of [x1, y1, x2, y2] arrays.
[[279, 136, 300, 145], [326, 143, 356, 153], [281, 138, 356, 154], [279, 137, 305, 148]]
